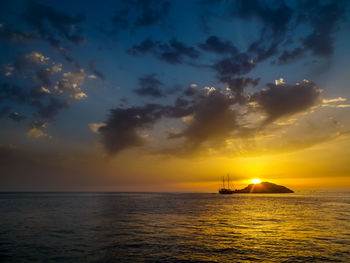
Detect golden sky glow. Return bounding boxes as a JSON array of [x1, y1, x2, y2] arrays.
[[1, 1, 350, 192]]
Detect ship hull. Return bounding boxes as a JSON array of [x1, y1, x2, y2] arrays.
[[219, 189, 233, 194]]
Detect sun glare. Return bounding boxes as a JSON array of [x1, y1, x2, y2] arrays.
[[251, 179, 261, 184]]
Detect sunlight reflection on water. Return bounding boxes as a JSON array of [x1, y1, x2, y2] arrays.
[[0, 192, 349, 262]]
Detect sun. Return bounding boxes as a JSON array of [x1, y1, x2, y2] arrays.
[[251, 179, 261, 184]]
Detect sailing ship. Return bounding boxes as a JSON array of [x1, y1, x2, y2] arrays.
[[219, 174, 233, 194]]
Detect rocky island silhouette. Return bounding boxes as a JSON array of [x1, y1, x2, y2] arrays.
[[233, 182, 294, 193]]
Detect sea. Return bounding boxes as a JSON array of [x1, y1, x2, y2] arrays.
[[0, 192, 349, 262]]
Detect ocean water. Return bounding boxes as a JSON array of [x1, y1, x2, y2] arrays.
[[0, 192, 349, 262]]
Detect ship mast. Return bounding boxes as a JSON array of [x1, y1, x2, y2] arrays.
[[222, 176, 225, 189], [227, 174, 230, 189]]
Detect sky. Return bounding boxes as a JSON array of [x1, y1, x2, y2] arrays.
[[1, 0, 350, 192]]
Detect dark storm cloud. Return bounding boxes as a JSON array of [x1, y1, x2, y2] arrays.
[[124, 0, 349, 76], [198, 36, 238, 55], [238, 0, 348, 60], [17, 1, 85, 66], [127, 39, 200, 64], [98, 77, 326, 156], [134, 0, 170, 26], [99, 88, 240, 155], [251, 80, 322, 124], [23, 1, 85, 45], [36, 66, 60, 88], [199, 0, 348, 66], [166, 97, 194, 118], [168, 88, 237, 149], [0, 25, 38, 43], [33, 98, 69, 120], [98, 104, 165, 155], [302, 34, 333, 58], [127, 39, 155, 55], [134, 74, 164, 98], [299, 0, 348, 58], [122, 0, 348, 77], [112, 0, 170, 30], [184, 86, 197, 97], [276, 48, 304, 65], [0, 82, 68, 121], [233, 0, 293, 35], [221, 77, 260, 104], [0, 83, 27, 103], [248, 40, 279, 63], [224, 0, 292, 64], [213, 53, 255, 79], [8, 112, 26, 122]]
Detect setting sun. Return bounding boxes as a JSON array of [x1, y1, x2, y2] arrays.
[[251, 179, 261, 184]]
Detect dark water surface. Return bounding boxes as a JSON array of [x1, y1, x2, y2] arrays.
[[0, 192, 349, 262]]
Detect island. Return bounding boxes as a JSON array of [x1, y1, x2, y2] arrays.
[[232, 182, 294, 193]]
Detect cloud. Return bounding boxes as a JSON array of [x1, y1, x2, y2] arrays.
[[227, 0, 349, 65], [12, 51, 49, 73], [1, 51, 87, 123], [336, 105, 350, 108], [27, 121, 50, 138], [127, 38, 200, 64], [36, 66, 60, 88], [88, 60, 106, 81], [0, 24, 38, 43], [321, 97, 350, 109], [248, 40, 279, 63], [134, 0, 170, 26], [33, 97, 69, 120], [213, 53, 255, 79], [54, 68, 87, 100], [112, 0, 170, 31], [25, 51, 49, 64], [0, 83, 27, 103], [276, 48, 304, 64], [251, 79, 322, 124], [16, 1, 86, 66], [89, 123, 106, 134], [23, 1, 85, 45], [98, 87, 240, 155], [322, 97, 347, 104], [220, 77, 260, 104], [198, 36, 238, 55], [8, 112, 26, 122], [167, 87, 238, 152], [122, 0, 349, 80], [300, 1, 348, 58], [233, 0, 293, 36], [97, 77, 335, 157], [98, 104, 165, 155], [126, 39, 155, 55], [302, 34, 334, 58], [230, 0, 292, 63], [134, 74, 164, 98]]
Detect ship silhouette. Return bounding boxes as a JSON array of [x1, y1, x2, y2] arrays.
[[219, 174, 233, 194]]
